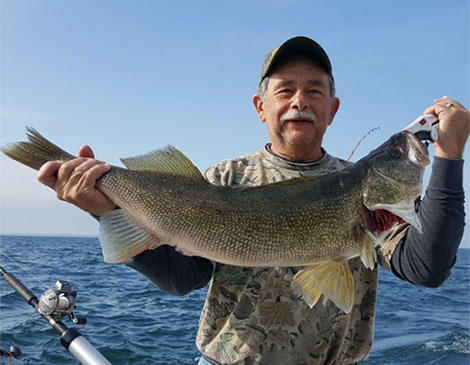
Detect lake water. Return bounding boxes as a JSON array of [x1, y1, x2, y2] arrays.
[[0, 235, 468, 364]]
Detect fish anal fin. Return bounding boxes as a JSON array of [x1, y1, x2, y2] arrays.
[[290, 268, 323, 308], [99, 209, 161, 263], [292, 261, 355, 313], [120, 145, 203, 178]]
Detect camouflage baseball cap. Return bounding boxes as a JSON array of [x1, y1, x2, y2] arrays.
[[259, 36, 332, 86]]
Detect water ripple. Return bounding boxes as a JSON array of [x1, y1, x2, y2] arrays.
[[1, 236, 468, 364]]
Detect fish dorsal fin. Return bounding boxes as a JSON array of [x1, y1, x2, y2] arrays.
[[230, 175, 322, 190], [99, 209, 161, 263], [291, 261, 355, 313], [120, 145, 203, 178]]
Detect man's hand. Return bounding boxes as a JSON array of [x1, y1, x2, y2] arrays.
[[424, 97, 470, 159], [37, 145, 117, 216]]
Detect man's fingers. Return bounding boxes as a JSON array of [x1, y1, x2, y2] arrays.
[[424, 97, 466, 118], [56, 158, 92, 188], [62, 162, 115, 215], [60, 165, 103, 202], [36, 150, 116, 215], [38, 158, 96, 190], [78, 163, 112, 194], [423, 105, 436, 116], [79, 145, 95, 158], [73, 158, 107, 175], [37, 161, 64, 188], [433, 97, 464, 109], [424, 97, 470, 159], [56, 159, 107, 200]]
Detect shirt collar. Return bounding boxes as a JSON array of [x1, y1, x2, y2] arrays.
[[263, 143, 333, 170]]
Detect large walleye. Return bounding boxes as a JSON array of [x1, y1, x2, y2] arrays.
[[2, 128, 429, 313]]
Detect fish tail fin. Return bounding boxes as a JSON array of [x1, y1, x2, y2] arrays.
[[292, 261, 355, 313], [99, 209, 161, 263], [1, 127, 76, 170]]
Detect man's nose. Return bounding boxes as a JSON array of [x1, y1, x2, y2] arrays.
[[291, 91, 308, 110]]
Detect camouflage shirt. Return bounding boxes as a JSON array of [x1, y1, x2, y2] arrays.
[[196, 145, 397, 365]]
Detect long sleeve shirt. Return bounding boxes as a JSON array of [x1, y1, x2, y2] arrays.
[[125, 147, 465, 364]]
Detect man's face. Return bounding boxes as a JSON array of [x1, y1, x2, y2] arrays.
[[253, 58, 340, 161]]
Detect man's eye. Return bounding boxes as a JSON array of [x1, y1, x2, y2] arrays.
[[279, 89, 292, 94], [308, 89, 322, 94]]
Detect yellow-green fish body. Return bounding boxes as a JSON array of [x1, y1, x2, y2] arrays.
[[100, 165, 364, 266], [2, 128, 429, 313]]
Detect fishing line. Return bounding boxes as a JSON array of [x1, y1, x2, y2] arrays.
[[377, 126, 386, 142], [347, 127, 381, 161], [0, 252, 50, 290]]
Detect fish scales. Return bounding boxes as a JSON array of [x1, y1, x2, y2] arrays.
[[97, 165, 365, 267], [1, 128, 429, 313]]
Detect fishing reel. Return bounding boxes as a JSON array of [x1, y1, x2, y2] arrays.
[[38, 280, 86, 325], [0, 345, 22, 360]]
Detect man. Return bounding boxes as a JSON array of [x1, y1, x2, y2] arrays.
[[38, 36, 469, 364]]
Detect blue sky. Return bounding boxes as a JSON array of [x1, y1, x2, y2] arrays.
[[1, 0, 469, 247]]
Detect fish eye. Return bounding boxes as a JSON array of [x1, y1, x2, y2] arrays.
[[388, 147, 402, 159]]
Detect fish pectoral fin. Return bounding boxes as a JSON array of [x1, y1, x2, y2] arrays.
[[291, 261, 354, 314], [99, 209, 161, 263], [359, 232, 377, 270], [120, 145, 203, 178]]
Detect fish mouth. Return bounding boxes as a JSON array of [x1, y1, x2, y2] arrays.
[[406, 132, 431, 168], [363, 198, 422, 235]]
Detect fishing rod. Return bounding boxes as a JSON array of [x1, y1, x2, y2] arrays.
[[0, 265, 112, 365]]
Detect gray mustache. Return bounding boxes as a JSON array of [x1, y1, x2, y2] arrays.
[[280, 110, 318, 125]]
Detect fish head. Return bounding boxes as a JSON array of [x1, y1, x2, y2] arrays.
[[360, 131, 429, 235]]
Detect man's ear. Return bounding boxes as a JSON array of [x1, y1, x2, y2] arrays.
[[253, 93, 266, 122], [328, 97, 340, 126]]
